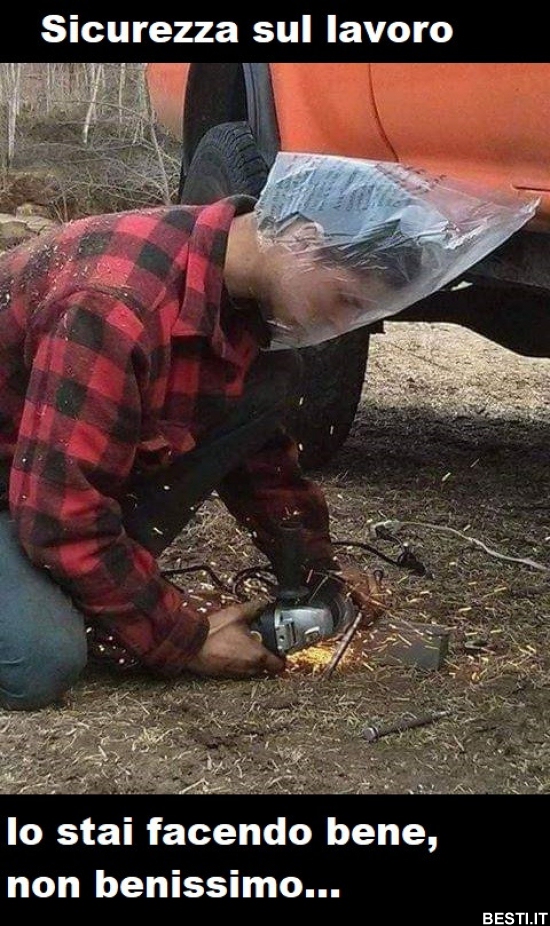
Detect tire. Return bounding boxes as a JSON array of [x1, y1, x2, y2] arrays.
[[285, 329, 370, 469], [182, 122, 370, 469], [182, 121, 268, 204]]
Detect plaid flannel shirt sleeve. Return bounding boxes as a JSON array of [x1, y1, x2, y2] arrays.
[[217, 427, 338, 572], [9, 291, 208, 673]]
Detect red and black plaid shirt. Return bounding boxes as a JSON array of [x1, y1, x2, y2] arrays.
[[0, 196, 334, 673]]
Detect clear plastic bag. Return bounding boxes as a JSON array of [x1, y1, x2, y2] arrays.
[[254, 153, 539, 349]]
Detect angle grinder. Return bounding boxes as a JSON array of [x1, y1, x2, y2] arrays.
[[250, 520, 356, 656]]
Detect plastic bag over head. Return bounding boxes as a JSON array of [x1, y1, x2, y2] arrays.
[[253, 153, 539, 349]]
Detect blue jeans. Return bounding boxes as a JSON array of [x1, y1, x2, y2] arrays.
[[0, 511, 88, 709], [0, 352, 301, 710]]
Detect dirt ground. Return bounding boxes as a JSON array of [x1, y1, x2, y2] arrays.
[[1, 321, 548, 795]]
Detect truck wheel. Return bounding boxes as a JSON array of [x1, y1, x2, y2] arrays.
[[181, 121, 268, 204], [181, 122, 370, 469], [286, 329, 370, 469]]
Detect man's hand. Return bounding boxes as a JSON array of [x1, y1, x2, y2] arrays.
[[184, 602, 286, 678], [335, 567, 389, 627]]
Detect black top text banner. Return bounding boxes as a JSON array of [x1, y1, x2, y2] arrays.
[[3, 5, 546, 63]]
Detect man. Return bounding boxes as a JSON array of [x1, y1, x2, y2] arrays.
[[0, 152, 531, 710]]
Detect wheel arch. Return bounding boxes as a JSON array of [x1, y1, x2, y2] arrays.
[[182, 63, 280, 178]]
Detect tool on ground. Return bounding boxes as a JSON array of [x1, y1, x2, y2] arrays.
[[361, 710, 451, 743]]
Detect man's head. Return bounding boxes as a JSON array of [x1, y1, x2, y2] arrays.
[[224, 152, 538, 350], [242, 222, 407, 347]]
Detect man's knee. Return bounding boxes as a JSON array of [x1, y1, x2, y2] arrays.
[[0, 622, 87, 711], [0, 511, 88, 709]]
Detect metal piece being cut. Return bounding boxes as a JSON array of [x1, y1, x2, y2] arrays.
[[366, 617, 450, 670]]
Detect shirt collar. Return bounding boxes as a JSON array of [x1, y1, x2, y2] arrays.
[[172, 195, 257, 362]]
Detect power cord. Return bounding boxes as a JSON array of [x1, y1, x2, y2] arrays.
[[372, 519, 549, 574], [160, 532, 431, 598]]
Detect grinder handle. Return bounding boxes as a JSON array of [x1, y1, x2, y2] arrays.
[[275, 520, 309, 600]]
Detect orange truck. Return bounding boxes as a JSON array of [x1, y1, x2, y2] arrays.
[[146, 63, 550, 466]]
